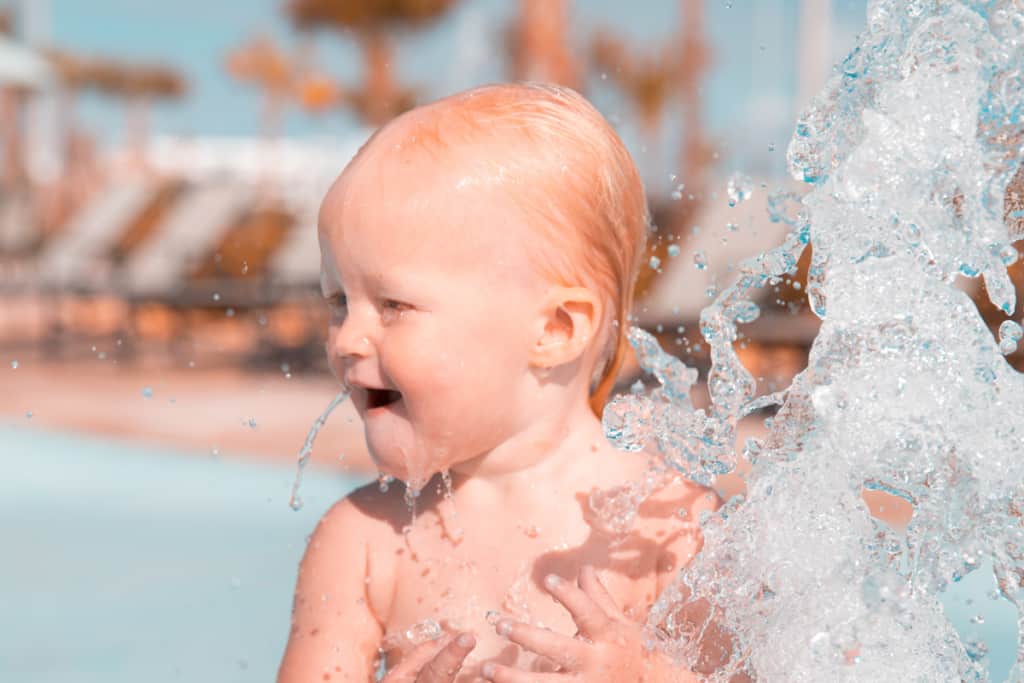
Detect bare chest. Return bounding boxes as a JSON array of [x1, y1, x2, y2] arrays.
[[377, 507, 661, 677]]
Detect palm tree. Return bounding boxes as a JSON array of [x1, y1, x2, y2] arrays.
[[286, 0, 458, 126]]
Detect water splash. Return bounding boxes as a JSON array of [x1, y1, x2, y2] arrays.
[[609, 2, 1024, 680], [288, 389, 349, 511]]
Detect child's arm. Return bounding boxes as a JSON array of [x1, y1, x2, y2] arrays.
[[277, 495, 390, 683]]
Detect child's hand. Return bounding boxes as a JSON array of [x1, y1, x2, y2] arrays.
[[382, 632, 476, 683], [481, 567, 694, 683]]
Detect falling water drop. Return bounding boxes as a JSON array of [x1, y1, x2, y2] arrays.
[[998, 320, 1022, 355], [726, 172, 753, 207], [807, 283, 827, 319]]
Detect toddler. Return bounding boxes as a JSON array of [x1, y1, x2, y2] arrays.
[[278, 83, 717, 682]]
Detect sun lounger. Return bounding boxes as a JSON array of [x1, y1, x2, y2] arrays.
[[268, 212, 320, 290], [36, 179, 160, 291], [0, 189, 36, 253], [120, 182, 254, 299]]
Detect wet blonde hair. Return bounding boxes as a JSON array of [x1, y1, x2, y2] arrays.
[[357, 82, 649, 417]]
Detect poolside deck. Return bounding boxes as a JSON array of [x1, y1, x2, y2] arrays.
[[0, 356, 374, 474]]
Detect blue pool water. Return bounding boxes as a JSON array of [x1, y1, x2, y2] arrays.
[[0, 424, 366, 682]]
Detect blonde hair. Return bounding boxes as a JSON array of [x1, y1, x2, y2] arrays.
[[358, 82, 649, 417]]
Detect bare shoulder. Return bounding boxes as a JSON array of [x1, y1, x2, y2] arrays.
[[277, 483, 406, 682]]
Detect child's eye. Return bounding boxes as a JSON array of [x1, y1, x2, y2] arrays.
[[380, 299, 412, 322], [382, 299, 410, 311]]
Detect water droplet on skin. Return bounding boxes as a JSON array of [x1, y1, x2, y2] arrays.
[[225, 308, 235, 318], [378, 472, 393, 493], [247, 417, 257, 429], [693, 250, 708, 270], [439, 470, 464, 544], [211, 446, 220, 457], [212, 292, 221, 302], [649, 256, 662, 270], [405, 619, 443, 645], [726, 222, 739, 232], [485, 610, 502, 625], [403, 484, 421, 510], [25, 410, 32, 419], [668, 244, 681, 258], [10, 360, 17, 369], [241, 261, 249, 275], [141, 387, 153, 399]]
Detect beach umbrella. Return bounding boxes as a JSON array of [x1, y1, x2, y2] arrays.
[[286, 0, 458, 126], [226, 35, 298, 139]]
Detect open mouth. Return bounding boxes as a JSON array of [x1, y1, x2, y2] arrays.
[[366, 388, 402, 410]]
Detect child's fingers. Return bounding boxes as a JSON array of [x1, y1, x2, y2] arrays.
[[543, 573, 612, 639], [415, 632, 476, 683], [495, 619, 584, 670], [383, 636, 453, 681], [480, 661, 564, 683], [578, 565, 623, 619]]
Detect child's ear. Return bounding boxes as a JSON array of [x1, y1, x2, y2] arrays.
[[529, 286, 603, 369]]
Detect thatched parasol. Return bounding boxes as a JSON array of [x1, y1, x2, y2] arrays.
[[285, 0, 458, 125]]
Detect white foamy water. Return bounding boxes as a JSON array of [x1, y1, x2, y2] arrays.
[[603, 1, 1024, 680]]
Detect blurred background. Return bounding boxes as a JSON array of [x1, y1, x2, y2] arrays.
[[1, 0, 1021, 681]]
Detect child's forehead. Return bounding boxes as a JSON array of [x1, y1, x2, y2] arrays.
[[320, 162, 540, 275]]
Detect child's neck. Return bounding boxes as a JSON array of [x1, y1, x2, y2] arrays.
[[449, 396, 608, 499]]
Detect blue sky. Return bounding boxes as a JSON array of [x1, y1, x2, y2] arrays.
[[7, 0, 868, 180]]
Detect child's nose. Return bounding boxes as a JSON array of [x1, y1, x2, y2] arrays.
[[327, 312, 374, 361]]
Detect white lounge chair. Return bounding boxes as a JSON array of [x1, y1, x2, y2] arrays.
[[269, 212, 320, 290], [121, 181, 254, 299], [36, 179, 160, 291]]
